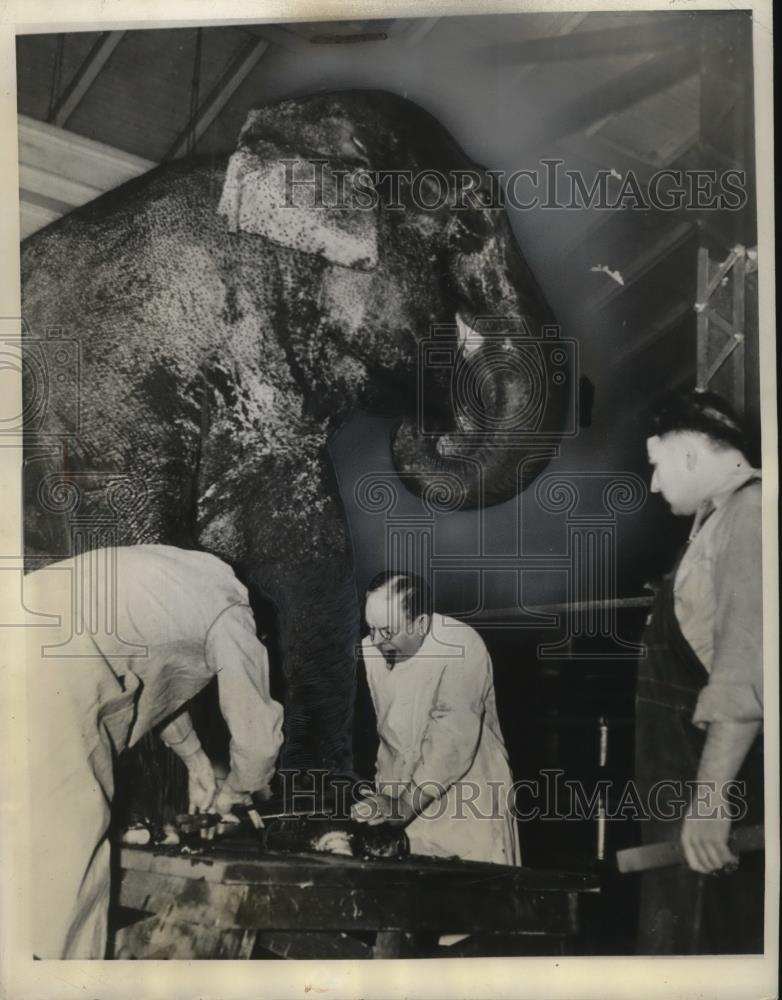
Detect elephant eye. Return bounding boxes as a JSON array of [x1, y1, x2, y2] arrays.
[[452, 211, 493, 243], [342, 136, 371, 170]]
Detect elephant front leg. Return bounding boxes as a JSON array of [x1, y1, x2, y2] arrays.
[[265, 557, 360, 776], [197, 441, 361, 784]]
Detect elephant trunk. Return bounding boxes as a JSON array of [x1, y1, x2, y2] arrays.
[[390, 308, 565, 509]]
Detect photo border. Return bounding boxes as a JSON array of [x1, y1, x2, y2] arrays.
[[1, 2, 776, 997]]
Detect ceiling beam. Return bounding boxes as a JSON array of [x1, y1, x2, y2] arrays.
[[610, 300, 693, 368], [523, 48, 696, 154], [559, 129, 699, 182], [514, 13, 589, 81], [19, 114, 154, 237], [50, 31, 125, 128], [586, 221, 694, 313], [404, 18, 440, 46], [164, 38, 269, 161], [247, 24, 310, 53], [555, 127, 699, 259], [556, 133, 663, 186], [492, 17, 692, 65]]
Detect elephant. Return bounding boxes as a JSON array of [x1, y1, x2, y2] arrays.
[[21, 90, 570, 792]]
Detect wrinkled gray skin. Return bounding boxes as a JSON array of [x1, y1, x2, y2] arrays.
[[22, 91, 566, 779]]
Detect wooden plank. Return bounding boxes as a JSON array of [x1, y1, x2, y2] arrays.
[[257, 930, 372, 960], [19, 113, 155, 186], [553, 128, 699, 258], [596, 236, 697, 329], [20, 199, 62, 239], [524, 48, 694, 153], [696, 246, 712, 389], [703, 305, 738, 341], [439, 932, 566, 957], [113, 911, 255, 959], [731, 251, 746, 411], [373, 930, 408, 958], [472, 596, 653, 620], [698, 246, 743, 305], [492, 20, 690, 65], [702, 327, 741, 388], [119, 846, 236, 883], [514, 14, 590, 82], [51, 32, 125, 128], [617, 824, 764, 873], [404, 18, 440, 46], [247, 24, 310, 54], [19, 162, 103, 207], [610, 300, 692, 369], [119, 845, 597, 893], [18, 113, 155, 235], [698, 14, 755, 253], [118, 851, 595, 936], [586, 221, 694, 313], [556, 132, 660, 187]]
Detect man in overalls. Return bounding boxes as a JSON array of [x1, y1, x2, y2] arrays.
[[636, 390, 764, 953]]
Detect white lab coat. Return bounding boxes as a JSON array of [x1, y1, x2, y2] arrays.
[[363, 614, 520, 866], [25, 545, 283, 958]]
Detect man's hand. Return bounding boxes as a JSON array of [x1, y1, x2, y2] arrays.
[[681, 814, 737, 873], [212, 777, 253, 817], [186, 749, 217, 814], [351, 792, 416, 827], [682, 719, 761, 873]]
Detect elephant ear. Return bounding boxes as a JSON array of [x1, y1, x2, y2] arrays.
[[217, 134, 378, 272]]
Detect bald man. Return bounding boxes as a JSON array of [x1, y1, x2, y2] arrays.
[[352, 571, 520, 866]]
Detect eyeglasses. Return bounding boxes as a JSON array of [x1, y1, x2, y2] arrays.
[[368, 624, 397, 642]]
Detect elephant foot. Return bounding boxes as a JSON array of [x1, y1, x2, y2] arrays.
[[113, 732, 188, 827], [270, 766, 368, 820]]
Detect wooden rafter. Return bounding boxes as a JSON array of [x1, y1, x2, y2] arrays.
[[471, 596, 653, 620], [610, 300, 692, 368], [49, 31, 125, 128], [557, 132, 666, 186], [18, 114, 155, 238], [514, 13, 589, 81], [524, 48, 695, 153], [492, 18, 691, 65], [586, 221, 694, 313], [404, 18, 440, 46], [695, 245, 751, 407], [248, 24, 311, 53], [164, 38, 269, 161], [556, 125, 699, 255]]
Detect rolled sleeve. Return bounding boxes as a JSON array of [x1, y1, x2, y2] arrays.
[[692, 681, 763, 728], [692, 489, 764, 729], [205, 603, 284, 792]]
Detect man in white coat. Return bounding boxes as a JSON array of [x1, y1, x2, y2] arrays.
[[25, 544, 284, 959], [352, 572, 520, 866]]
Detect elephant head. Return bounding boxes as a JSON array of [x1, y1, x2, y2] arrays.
[[215, 91, 570, 509]]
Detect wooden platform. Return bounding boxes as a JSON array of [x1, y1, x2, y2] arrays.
[[114, 837, 599, 959]]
